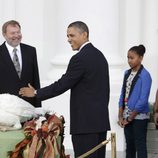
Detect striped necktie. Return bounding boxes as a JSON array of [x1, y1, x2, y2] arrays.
[[13, 48, 21, 78]]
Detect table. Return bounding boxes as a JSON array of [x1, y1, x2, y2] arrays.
[[0, 130, 24, 158]]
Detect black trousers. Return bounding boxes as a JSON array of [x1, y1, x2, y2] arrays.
[[124, 119, 148, 158], [72, 132, 107, 158]]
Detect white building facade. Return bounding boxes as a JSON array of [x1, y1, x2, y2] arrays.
[[0, 0, 158, 155]]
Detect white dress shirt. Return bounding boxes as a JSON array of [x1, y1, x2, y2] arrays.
[[5, 42, 22, 70]]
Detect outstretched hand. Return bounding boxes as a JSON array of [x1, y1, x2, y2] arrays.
[[19, 83, 35, 97]]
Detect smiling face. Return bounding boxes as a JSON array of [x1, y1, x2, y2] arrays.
[[3, 24, 22, 47], [127, 50, 143, 71], [67, 26, 88, 51]]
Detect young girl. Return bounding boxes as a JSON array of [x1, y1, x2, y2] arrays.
[[118, 45, 152, 158]]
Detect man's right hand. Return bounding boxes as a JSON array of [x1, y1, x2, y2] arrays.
[[19, 83, 36, 97]]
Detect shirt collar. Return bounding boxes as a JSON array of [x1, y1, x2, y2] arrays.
[[5, 42, 20, 53], [78, 41, 90, 52]]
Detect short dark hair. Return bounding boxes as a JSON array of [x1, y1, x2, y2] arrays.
[[129, 44, 146, 56], [68, 21, 89, 38], [2, 20, 21, 34]]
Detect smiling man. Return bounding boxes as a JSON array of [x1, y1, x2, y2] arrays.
[[19, 21, 110, 158], [0, 20, 41, 107]]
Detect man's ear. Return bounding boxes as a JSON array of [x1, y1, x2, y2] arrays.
[[83, 31, 88, 39], [2, 32, 5, 37]]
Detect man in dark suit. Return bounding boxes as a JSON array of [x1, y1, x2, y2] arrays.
[[0, 20, 41, 107], [20, 21, 110, 157]]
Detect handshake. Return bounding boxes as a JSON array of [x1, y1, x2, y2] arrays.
[[19, 83, 36, 97]]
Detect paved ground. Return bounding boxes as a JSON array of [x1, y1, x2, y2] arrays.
[[66, 123, 158, 157], [66, 150, 158, 158], [148, 153, 158, 158]]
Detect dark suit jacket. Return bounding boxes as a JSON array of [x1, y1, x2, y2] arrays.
[[0, 42, 41, 107], [36, 43, 110, 134]]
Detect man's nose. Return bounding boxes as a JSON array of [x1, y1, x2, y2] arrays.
[[68, 38, 71, 43]]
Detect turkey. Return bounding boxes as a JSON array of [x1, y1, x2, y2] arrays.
[[0, 93, 37, 131]]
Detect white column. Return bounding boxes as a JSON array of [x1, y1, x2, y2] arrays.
[[0, 0, 16, 19], [14, 0, 44, 78], [142, 0, 158, 101], [0, 0, 16, 43], [47, 0, 122, 59], [119, 0, 158, 99], [120, 0, 144, 56]]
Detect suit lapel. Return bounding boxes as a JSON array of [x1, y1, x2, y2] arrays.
[[0, 42, 21, 80], [122, 65, 144, 109], [20, 44, 27, 79], [0, 43, 17, 72]]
